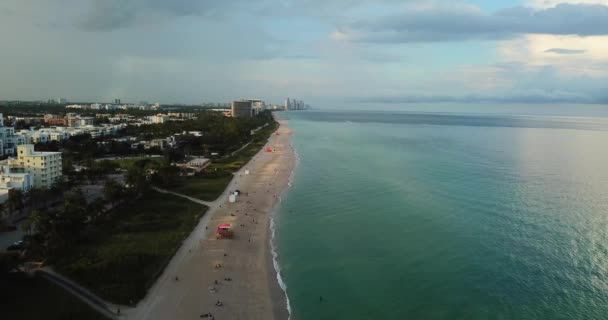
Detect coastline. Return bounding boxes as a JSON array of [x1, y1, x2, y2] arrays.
[[126, 118, 295, 320]]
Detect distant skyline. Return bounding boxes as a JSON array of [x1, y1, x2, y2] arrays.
[[1, 0, 608, 107]]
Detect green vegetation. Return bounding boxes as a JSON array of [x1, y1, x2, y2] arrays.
[[4, 109, 278, 307], [163, 119, 279, 201], [125, 111, 275, 156], [0, 272, 108, 320], [168, 174, 234, 201], [53, 190, 207, 304], [110, 156, 165, 171], [209, 120, 279, 172]]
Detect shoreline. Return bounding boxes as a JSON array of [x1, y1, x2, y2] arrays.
[[126, 118, 295, 320], [268, 136, 299, 320], [265, 118, 296, 320]]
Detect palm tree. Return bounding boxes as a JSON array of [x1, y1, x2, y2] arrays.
[[21, 209, 42, 235], [7, 189, 24, 215]]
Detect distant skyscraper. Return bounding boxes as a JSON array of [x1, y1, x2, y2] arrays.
[[114, 99, 121, 104]]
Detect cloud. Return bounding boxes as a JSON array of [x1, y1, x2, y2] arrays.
[[77, 0, 233, 31], [498, 34, 608, 78], [335, 3, 608, 43], [544, 48, 586, 54], [1, 0, 607, 106], [527, 0, 608, 9]]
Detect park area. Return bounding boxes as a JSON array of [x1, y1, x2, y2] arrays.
[[53, 190, 207, 305], [165, 121, 279, 201]]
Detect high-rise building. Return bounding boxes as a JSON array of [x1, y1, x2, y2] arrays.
[[9, 144, 62, 189], [248, 99, 265, 116], [284, 98, 289, 110], [114, 99, 121, 104], [231, 100, 253, 118]]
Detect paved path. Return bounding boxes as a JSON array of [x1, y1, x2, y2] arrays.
[[152, 187, 214, 207], [38, 267, 120, 319]]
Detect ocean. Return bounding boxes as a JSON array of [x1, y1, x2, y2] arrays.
[[274, 110, 608, 320]]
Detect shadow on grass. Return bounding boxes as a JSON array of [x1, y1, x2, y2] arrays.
[[0, 273, 109, 320]]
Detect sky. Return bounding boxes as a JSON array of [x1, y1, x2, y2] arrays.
[[1, 0, 607, 107]]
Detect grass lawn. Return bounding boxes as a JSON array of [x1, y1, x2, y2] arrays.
[[168, 174, 234, 201], [54, 190, 207, 305], [0, 273, 108, 320]]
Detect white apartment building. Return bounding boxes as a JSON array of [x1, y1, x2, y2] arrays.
[[0, 165, 34, 203], [9, 144, 62, 189], [149, 114, 169, 124]]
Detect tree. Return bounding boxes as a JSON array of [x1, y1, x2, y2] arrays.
[[163, 148, 184, 163], [103, 179, 125, 207], [153, 163, 179, 187], [0, 202, 7, 221], [50, 176, 73, 195], [87, 197, 107, 224], [125, 166, 148, 196], [7, 189, 24, 215], [21, 209, 41, 235], [55, 190, 89, 237], [28, 188, 51, 208]]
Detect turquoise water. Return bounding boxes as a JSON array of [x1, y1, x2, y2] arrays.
[[275, 111, 608, 320]]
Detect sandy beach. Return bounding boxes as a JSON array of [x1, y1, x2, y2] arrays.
[[126, 119, 295, 320]]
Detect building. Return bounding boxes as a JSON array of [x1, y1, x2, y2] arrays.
[[0, 166, 33, 191], [67, 116, 95, 127], [249, 99, 265, 116], [231, 100, 253, 118], [8, 144, 62, 189], [0, 166, 34, 203], [44, 114, 67, 126], [0, 113, 26, 156], [167, 112, 196, 120], [284, 97, 306, 110], [114, 99, 121, 104], [149, 114, 169, 124]]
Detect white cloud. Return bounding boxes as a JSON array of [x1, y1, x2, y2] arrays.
[[528, 0, 608, 9], [498, 34, 608, 77]]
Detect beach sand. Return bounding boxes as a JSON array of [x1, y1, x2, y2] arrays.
[[126, 119, 294, 320]]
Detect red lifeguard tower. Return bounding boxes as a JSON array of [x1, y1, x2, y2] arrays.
[[216, 223, 234, 239]]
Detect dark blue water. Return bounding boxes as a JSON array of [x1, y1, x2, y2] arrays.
[[276, 110, 608, 320]]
